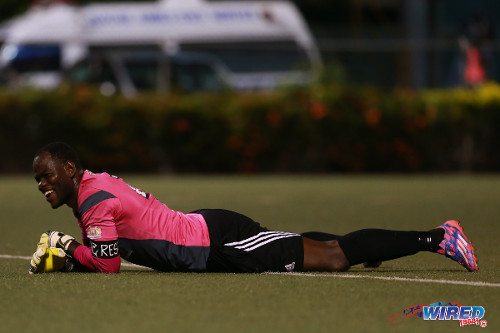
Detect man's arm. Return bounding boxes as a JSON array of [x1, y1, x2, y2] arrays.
[[66, 239, 80, 254], [45, 231, 121, 273], [67, 239, 121, 273]]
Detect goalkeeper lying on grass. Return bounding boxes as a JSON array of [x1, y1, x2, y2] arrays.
[[29, 142, 479, 274]]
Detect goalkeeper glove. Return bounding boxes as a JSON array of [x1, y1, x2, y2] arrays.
[[37, 232, 50, 249], [44, 230, 76, 251], [28, 246, 67, 274]]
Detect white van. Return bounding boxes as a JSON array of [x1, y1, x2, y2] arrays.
[[0, 0, 322, 95]]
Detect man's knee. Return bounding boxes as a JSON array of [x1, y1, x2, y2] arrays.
[[328, 248, 349, 271], [302, 238, 350, 272]]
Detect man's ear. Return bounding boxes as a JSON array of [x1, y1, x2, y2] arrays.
[[64, 161, 77, 178]]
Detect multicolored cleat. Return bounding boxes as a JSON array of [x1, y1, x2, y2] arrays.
[[436, 220, 478, 272]]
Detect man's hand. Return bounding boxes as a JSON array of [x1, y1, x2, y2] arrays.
[[37, 232, 50, 249], [28, 246, 67, 274], [45, 230, 76, 251]]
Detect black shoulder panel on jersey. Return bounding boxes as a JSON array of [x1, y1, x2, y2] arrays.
[[79, 190, 116, 217]]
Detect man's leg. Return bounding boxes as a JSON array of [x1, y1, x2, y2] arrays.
[[302, 238, 350, 271], [301, 231, 382, 268], [302, 226, 445, 272], [197, 209, 305, 273], [302, 220, 478, 272]]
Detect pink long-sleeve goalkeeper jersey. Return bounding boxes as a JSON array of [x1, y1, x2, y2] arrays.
[[72, 170, 211, 273]]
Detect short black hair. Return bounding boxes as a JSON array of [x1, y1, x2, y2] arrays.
[[35, 142, 82, 169]]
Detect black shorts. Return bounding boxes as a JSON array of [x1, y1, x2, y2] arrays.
[[191, 209, 304, 273]]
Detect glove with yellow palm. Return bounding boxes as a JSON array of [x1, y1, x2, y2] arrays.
[[28, 246, 67, 274], [28, 230, 76, 274]]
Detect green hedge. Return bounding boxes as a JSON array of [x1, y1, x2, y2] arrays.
[[2, 82, 500, 173]]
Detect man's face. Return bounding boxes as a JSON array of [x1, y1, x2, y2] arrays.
[[33, 152, 75, 209]]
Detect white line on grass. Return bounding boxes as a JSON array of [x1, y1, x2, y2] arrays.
[[3, 254, 499, 287], [265, 272, 500, 288]]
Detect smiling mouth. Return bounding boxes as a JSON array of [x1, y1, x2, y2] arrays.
[[44, 190, 54, 199]]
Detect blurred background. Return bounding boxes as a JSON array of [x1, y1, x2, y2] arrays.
[[1, 0, 499, 174]]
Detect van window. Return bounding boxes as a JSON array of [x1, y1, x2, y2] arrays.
[[122, 55, 228, 93], [171, 62, 226, 92], [69, 56, 117, 86], [181, 41, 310, 73], [123, 59, 159, 91], [4, 45, 61, 73]]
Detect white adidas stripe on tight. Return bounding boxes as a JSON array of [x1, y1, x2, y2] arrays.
[[224, 231, 299, 252]]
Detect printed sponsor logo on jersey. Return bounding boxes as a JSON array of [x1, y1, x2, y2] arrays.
[[87, 226, 102, 239], [90, 240, 119, 259]]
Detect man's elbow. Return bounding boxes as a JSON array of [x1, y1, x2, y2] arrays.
[[96, 257, 121, 273]]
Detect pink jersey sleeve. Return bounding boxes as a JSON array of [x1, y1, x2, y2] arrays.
[[75, 189, 122, 273], [80, 193, 119, 241], [74, 245, 121, 273]]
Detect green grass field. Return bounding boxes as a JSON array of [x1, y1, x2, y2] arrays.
[[1, 174, 499, 333]]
